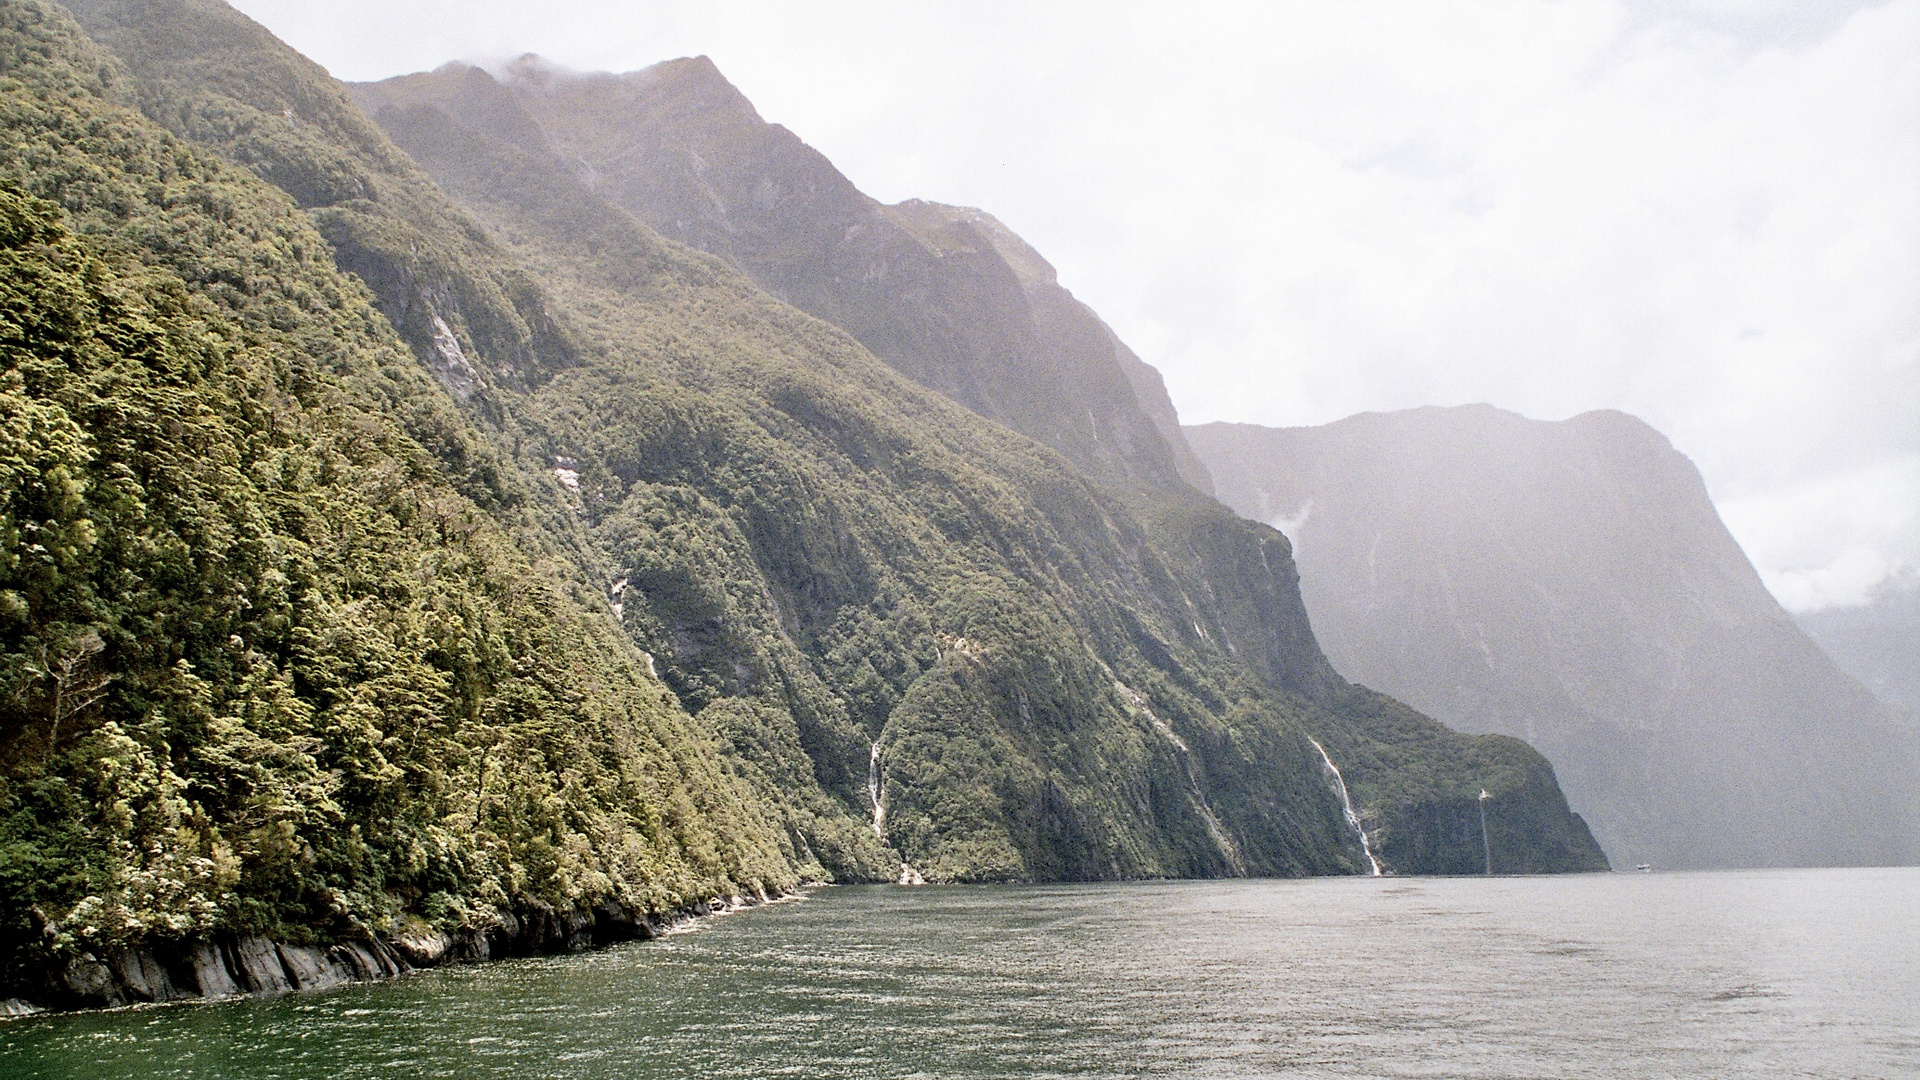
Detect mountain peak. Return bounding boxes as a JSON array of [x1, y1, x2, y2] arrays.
[[399, 56, 1205, 493], [489, 52, 763, 122], [488, 51, 566, 87]]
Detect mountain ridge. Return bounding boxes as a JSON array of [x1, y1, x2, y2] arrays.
[[362, 53, 1217, 497], [336, 51, 1602, 878]]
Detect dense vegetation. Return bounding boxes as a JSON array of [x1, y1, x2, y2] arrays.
[[0, 0, 797, 993], [0, 0, 1602, 1005]]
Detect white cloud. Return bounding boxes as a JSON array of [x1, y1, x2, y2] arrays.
[[230, 0, 1920, 611], [1719, 454, 1920, 609]]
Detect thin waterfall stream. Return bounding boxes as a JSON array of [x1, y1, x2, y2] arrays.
[[1479, 788, 1493, 875], [1309, 737, 1383, 876], [868, 742, 885, 839]]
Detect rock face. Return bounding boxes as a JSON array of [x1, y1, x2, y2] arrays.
[[1189, 405, 1920, 869], [22, 896, 745, 1012], [348, 56, 1215, 498], [39, 935, 399, 1010]]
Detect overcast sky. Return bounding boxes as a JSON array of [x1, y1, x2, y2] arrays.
[[231, 0, 1918, 612]]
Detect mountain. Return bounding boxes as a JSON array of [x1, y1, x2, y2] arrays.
[[329, 51, 1600, 878], [1189, 405, 1920, 869], [1795, 585, 1920, 714], [0, 0, 1602, 1010], [351, 55, 1215, 498]]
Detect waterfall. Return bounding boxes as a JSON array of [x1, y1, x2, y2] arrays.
[[867, 742, 886, 839], [1309, 737, 1383, 876], [1479, 788, 1493, 875]]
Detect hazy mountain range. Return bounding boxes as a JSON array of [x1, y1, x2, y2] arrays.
[[1189, 405, 1919, 870]]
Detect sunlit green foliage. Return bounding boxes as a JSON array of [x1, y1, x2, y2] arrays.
[[0, 0, 797, 988]]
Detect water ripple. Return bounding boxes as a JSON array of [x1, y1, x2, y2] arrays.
[[3, 868, 1916, 1079]]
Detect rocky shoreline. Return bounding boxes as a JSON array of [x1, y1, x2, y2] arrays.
[[2, 890, 797, 1017]]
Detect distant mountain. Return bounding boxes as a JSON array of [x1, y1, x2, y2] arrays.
[[1189, 405, 1920, 869], [348, 56, 1215, 498], [1796, 586, 1920, 714]]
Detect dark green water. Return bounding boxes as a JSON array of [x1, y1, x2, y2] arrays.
[[3, 868, 1916, 1078]]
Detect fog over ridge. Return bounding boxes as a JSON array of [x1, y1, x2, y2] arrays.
[[229, 0, 1919, 613]]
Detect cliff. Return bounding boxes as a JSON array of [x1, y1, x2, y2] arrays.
[[1189, 405, 1920, 868]]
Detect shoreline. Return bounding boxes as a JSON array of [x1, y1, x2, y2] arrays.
[[2, 885, 817, 1019]]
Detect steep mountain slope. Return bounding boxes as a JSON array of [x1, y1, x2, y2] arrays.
[[334, 49, 1602, 878], [369, 55, 1216, 498], [0, 0, 800, 1008], [1190, 405, 1920, 869], [67, 0, 1352, 887], [0, 0, 1607, 1009]]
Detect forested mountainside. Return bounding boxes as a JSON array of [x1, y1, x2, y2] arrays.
[[354, 55, 1215, 498], [0, 0, 1600, 1010], [0, 0, 800, 1007], [1190, 406, 1920, 870]]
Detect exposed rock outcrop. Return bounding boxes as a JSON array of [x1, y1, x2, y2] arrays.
[[18, 894, 774, 1014]]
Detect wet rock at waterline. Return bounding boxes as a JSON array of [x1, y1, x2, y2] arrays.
[[20, 896, 774, 1013]]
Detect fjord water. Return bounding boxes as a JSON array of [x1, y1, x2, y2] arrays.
[[5, 870, 1915, 1079]]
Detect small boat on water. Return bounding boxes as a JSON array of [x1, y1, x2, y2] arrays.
[[1634, 863, 1653, 873]]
